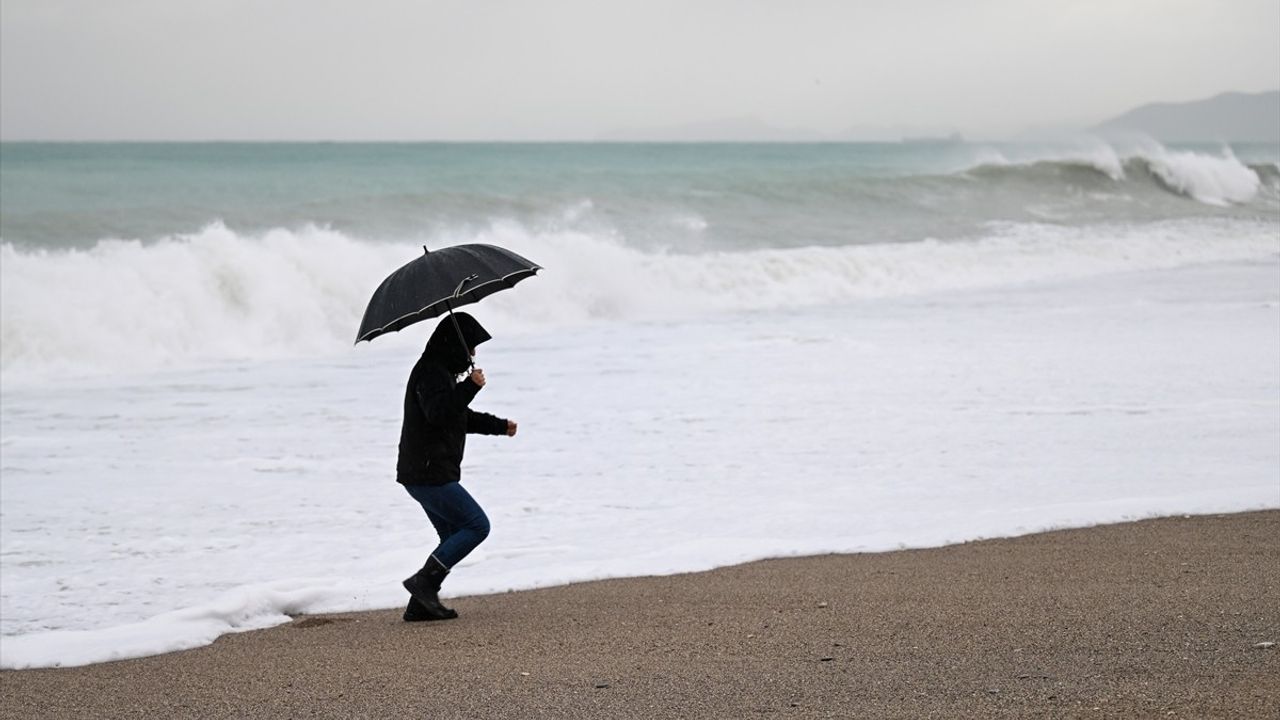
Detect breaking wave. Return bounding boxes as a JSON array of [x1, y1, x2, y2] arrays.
[[2, 217, 1277, 383], [959, 143, 1270, 207]]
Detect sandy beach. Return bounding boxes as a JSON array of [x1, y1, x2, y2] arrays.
[[2, 510, 1276, 719]]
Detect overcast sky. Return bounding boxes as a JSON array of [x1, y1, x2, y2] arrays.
[[1, 0, 1276, 141]]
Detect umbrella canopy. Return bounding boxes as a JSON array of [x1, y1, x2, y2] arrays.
[[355, 243, 541, 344]]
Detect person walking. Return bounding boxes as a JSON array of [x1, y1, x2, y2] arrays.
[[396, 312, 517, 622]]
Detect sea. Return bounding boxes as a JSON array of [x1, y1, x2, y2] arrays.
[[2, 139, 1278, 668]]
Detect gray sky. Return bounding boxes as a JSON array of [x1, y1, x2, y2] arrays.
[[2, 0, 1277, 140]]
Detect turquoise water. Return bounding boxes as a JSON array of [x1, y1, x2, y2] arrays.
[[3, 141, 1276, 251], [2, 139, 1278, 379]]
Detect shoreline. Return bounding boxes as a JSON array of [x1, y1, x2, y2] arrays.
[[2, 510, 1277, 719]]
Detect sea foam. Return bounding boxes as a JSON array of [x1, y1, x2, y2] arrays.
[[1139, 147, 1261, 205], [2, 217, 1277, 383]]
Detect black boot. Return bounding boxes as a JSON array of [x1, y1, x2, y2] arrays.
[[402, 556, 457, 621], [403, 595, 457, 622]]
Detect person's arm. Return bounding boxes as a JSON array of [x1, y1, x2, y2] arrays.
[[416, 371, 482, 426], [466, 409, 511, 436]]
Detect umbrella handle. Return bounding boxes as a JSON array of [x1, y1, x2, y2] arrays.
[[450, 275, 480, 371], [444, 301, 475, 372], [453, 274, 478, 297]]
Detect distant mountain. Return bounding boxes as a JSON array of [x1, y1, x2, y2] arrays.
[[1094, 90, 1279, 142], [599, 116, 825, 142]]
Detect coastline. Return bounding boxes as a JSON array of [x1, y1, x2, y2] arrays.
[[2, 510, 1276, 719]]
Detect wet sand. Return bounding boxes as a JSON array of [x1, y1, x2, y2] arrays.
[[2, 510, 1277, 719]]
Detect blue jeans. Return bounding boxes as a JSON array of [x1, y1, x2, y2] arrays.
[[404, 482, 491, 570]]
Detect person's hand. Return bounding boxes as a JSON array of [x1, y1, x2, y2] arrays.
[[506, 420, 518, 437], [469, 368, 486, 387]]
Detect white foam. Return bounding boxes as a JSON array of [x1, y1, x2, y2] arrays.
[[1142, 146, 1261, 205], [0, 580, 340, 669], [3, 217, 1276, 384], [0, 224, 406, 382]]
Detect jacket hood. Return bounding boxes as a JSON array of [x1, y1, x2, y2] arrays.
[[423, 312, 491, 373]]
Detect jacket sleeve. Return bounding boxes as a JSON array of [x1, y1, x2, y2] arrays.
[[467, 409, 509, 436], [416, 374, 482, 426]]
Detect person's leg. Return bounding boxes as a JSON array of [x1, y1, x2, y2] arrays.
[[402, 483, 491, 620], [405, 482, 491, 569], [422, 506, 458, 546], [403, 496, 463, 621]]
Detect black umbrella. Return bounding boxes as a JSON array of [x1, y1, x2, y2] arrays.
[[355, 243, 541, 346]]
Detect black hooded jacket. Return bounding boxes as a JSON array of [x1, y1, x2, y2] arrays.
[[396, 313, 509, 486]]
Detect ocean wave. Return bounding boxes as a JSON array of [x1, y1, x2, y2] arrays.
[[1251, 162, 1280, 187], [2, 218, 1277, 383], [959, 143, 1267, 206]]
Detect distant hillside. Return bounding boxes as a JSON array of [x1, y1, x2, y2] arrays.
[[599, 116, 825, 142], [1094, 90, 1279, 142]]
